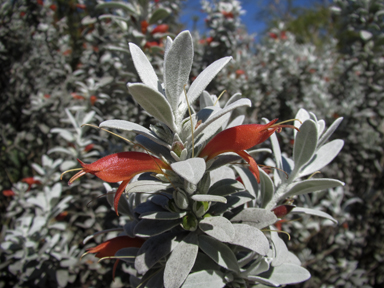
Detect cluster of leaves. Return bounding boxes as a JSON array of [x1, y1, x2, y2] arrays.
[[62, 30, 345, 288]]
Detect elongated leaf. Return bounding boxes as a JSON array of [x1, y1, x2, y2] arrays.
[[291, 207, 337, 223], [232, 166, 258, 200], [224, 92, 242, 108], [270, 131, 284, 185], [260, 263, 311, 285], [198, 235, 239, 272], [171, 158, 206, 185], [135, 232, 185, 274], [128, 83, 176, 131], [184, 56, 232, 113], [134, 219, 182, 237], [230, 208, 278, 229], [182, 270, 225, 288], [208, 179, 244, 197], [299, 139, 344, 177], [200, 91, 215, 108], [126, 180, 170, 194], [135, 134, 174, 162], [227, 115, 245, 128], [283, 178, 345, 198], [259, 168, 274, 208], [149, 8, 170, 24], [100, 119, 170, 148], [50, 128, 75, 142], [292, 120, 318, 175], [188, 98, 252, 144], [317, 117, 343, 147], [294, 108, 310, 138], [129, 43, 158, 90], [199, 216, 235, 242], [115, 247, 140, 264], [164, 232, 199, 288], [145, 268, 164, 288], [210, 191, 254, 214], [140, 211, 187, 220], [230, 224, 269, 255], [191, 194, 227, 203], [209, 166, 236, 185], [247, 276, 279, 287], [164, 31, 194, 117], [270, 231, 300, 267]]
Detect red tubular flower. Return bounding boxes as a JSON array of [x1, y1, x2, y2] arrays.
[[84, 143, 94, 152], [272, 204, 295, 218], [90, 95, 97, 105], [69, 152, 169, 215], [151, 24, 169, 34], [199, 119, 297, 183], [3, 190, 15, 197], [85, 236, 145, 279], [71, 92, 85, 100], [86, 236, 145, 259], [141, 20, 149, 34], [22, 177, 41, 191], [144, 41, 162, 49], [221, 11, 234, 19]]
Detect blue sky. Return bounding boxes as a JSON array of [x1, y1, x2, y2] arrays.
[[179, 0, 325, 39]]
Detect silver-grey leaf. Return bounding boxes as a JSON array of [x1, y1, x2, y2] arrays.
[[299, 139, 344, 177], [198, 235, 239, 272], [191, 194, 227, 203], [208, 179, 244, 197], [128, 83, 176, 131], [135, 232, 186, 274], [230, 224, 269, 255], [232, 166, 258, 200], [199, 216, 235, 242], [129, 43, 158, 90], [100, 119, 170, 148], [149, 8, 170, 24], [125, 180, 170, 194], [291, 207, 338, 223], [261, 263, 311, 285], [170, 158, 206, 185], [210, 191, 254, 215], [283, 178, 345, 198], [134, 219, 182, 237], [182, 270, 225, 288], [294, 108, 310, 138], [292, 120, 318, 177], [200, 91, 215, 109], [185, 56, 232, 112], [164, 31, 194, 118], [140, 211, 187, 220], [164, 232, 199, 288], [317, 117, 343, 147], [259, 168, 274, 208], [230, 208, 278, 229]]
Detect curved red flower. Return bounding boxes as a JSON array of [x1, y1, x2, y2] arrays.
[[85, 236, 145, 280], [69, 152, 169, 214], [151, 24, 169, 34], [199, 119, 296, 183]]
